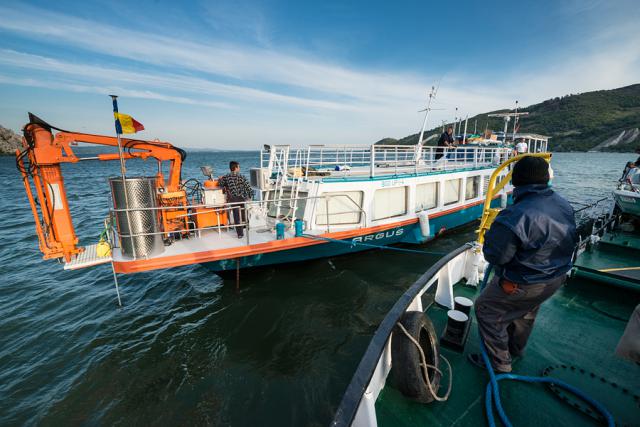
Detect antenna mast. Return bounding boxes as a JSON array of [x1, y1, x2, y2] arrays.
[[417, 85, 439, 145], [488, 104, 528, 144]]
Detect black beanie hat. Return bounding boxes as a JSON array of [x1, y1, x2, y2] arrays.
[[511, 157, 550, 187]]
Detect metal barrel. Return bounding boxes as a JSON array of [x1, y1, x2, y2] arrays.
[[109, 176, 164, 259]]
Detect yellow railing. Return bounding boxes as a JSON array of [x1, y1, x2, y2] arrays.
[[477, 153, 552, 244]]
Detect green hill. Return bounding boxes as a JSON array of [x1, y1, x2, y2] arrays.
[[376, 83, 640, 152]]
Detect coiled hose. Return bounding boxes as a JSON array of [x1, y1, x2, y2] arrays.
[[478, 265, 615, 427]]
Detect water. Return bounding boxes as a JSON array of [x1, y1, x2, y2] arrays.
[[0, 151, 632, 425]]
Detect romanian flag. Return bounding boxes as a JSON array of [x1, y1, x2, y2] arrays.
[[115, 112, 145, 134]]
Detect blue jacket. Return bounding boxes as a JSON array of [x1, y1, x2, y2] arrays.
[[483, 184, 577, 284]]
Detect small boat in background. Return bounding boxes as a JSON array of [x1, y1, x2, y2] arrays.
[[572, 172, 640, 290], [613, 168, 640, 217]]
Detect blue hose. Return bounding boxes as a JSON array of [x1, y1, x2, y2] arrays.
[[478, 265, 615, 427]]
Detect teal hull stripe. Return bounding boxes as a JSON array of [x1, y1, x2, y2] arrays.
[[203, 198, 502, 272]]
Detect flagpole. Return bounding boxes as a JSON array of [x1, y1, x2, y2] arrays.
[[110, 95, 127, 180], [109, 95, 137, 265]]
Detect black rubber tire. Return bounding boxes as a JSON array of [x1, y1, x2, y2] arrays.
[[391, 311, 441, 403]]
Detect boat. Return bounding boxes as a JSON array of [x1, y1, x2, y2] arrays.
[[331, 154, 639, 427], [571, 172, 640, 290], [613, 168, 640, 217], [15, 105, 549, 295]]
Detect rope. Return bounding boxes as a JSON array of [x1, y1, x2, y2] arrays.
[[478, 265, 615, 427], [301, 234, 446, 256], [396, 322, 453, 402]]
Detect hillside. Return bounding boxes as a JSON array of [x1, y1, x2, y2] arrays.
[[0, 125, 21, 155], [377, 84, 640, 152]]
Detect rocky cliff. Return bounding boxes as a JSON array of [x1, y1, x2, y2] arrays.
[[0, 125, 22, 155]]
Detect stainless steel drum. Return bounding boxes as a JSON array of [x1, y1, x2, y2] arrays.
[[109, 176, 164, 259]]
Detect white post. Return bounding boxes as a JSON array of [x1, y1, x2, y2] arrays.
[[503, 116, 510, 145], [512, 100, 519, 142], [453, 107, 458, 136], [463, 115, 468, 144], [370, 145, 376, 177]]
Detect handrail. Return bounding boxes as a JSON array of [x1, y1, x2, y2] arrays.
[[477, 152, 552, 244], [262, 145, 518, 179], [330, 243, 473, 427], [108, 193, 367, 246]]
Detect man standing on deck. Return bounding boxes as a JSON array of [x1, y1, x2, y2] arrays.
[[435, 126, 455, 160], [468, 156, 577, 373], [515, 139, 528, 154], [218, 161, 255, 239]]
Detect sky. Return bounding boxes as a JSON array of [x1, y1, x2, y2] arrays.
[[0, 0, 639, 149]]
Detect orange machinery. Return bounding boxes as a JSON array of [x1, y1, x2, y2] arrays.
[[192, 179, 229, 228], [16, 114, 187, 262]]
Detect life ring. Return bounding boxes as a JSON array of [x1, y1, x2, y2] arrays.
[[391, 311, 441, 403]]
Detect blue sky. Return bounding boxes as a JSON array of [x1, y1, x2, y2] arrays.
[[0, 0, 638, 148]]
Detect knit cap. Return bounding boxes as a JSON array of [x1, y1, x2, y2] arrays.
[[511, 156, 550, 187]]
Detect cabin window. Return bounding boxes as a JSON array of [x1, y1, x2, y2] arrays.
[[267, 190, 307, 220], [373, 186, 407, 220], [443, 178, 461, 205], [415, 182, 438, 211], [482, 176, 489, 195], [316, 191, 363, 225], [465, 176, 481, 200]]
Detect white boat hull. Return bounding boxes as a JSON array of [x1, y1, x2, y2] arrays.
[[613, 189, 640, 217]]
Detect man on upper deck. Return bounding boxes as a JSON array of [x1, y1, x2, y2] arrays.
[[435, 126, 455, 160], [218, 161, 255, 239], [468, 156, 577, 373]]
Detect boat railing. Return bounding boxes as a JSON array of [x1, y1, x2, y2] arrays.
[[107, 193, 367, 254], [331, 243, 476, 427], [261, 144, 516, 179]]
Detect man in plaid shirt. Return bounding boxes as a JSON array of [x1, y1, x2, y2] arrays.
[[218, 161, 255, 238]]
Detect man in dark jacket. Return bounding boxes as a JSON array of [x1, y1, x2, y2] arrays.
[[468, 156, 577, 373], [218, 161, 255, 238], [435, 126, 455, 160]]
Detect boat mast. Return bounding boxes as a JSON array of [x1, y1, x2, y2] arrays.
[[453, 107, 458, 136], [512, 100, 519, 142], [488, 104, 528, 145], [463, 115, 468, 144], [417, 85, 438, 145]]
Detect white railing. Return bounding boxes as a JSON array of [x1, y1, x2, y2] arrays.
[[108, 193, 367, 255], [261, 145, 516, 179]]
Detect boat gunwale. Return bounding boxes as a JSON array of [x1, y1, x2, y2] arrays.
[[330, 243, 472, 427]]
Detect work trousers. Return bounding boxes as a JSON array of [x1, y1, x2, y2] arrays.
[[475, 274, 565, 372], [228, 195, 247, 238]]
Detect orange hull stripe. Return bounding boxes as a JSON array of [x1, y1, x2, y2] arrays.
[[113, 197, 495, 273]]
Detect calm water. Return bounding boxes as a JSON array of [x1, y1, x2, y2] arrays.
[[0, 151, 632, 426]]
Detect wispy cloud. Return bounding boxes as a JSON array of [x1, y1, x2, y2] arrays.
[[0, 4, 430, 106], [0, 2, 638, 148], [0, 49, 358, 111]]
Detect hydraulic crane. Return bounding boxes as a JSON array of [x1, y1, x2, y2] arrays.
[[16, 114, 186, 262]]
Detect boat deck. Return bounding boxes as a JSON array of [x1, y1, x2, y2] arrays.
[[375, 279, 639, 426], [574, 229, 640, 291]]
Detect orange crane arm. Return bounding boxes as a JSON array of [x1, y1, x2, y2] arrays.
[[52, 131, 184, 191], [17, 116, 186, 262]]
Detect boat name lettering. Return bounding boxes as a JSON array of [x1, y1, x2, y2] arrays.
[[351, 228, 404, 243], [381, 180, 405, 187]]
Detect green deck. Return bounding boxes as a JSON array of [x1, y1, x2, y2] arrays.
[[573, 229, 640, 291], [376, 279, 640, 426]]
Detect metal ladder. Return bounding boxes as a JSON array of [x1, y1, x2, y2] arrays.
[[268, 145, 291, 223]]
